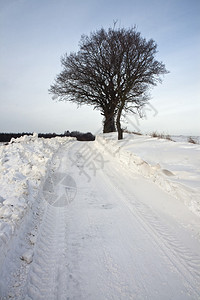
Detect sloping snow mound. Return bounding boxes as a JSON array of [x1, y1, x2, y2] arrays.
[[95, 133, 200, 217], [0, 134, 75, 265]]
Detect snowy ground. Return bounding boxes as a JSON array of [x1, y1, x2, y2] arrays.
[[171, 135, 200, 144], [96, 133, 200, 216], [0, 134, 200, 299], [0, 134, 75, 267]]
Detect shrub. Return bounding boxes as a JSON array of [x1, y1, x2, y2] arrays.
[[188, 137, 198, 144], [150, 132, 173, 141]]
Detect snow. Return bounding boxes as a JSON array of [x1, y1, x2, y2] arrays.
[[172, 135, 200, 144], [95, 133, 200, 216], [20, 250, 34, 264], [0, 134, 75, 267], [0, 133, 200, 299]]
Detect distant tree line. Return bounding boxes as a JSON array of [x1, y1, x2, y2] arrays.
[[0, 131, 95, 143]]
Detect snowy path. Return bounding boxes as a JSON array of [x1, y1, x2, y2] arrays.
[[1, 141, 200, 299]]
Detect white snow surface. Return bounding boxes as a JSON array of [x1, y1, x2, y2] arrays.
[[0, 133, 200, 299], [171, 135, 200, 144], [0, 134, 75, 267], [95, 133, 200, 216]]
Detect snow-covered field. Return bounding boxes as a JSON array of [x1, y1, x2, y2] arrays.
[[96, 133, 200, 216], [0, 133, 200, 299], [171, 135, 200, 144]]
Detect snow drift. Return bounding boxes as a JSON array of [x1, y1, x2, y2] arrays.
[[95, 133, 200, 217], [0, 134, 75, 266]]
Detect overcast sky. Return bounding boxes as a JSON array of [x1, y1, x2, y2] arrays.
[[0, 0, 199, 135]]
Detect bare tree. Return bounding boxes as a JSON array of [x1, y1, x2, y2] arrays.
[[49, 26, 168, 139]]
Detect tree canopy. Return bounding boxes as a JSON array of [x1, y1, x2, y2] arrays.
[[49, 26, 168, 139]]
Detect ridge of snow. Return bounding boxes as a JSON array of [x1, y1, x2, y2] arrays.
[[0, 134, 76, 266], [95, 133, 200, 217]]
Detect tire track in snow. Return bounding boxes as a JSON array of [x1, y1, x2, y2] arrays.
[[23, 145, 80, 300], [132, 198, 200, 276], [25, 205, 68, 300], [127, 196, 200, 296], [25, 203, 82, 300], [101, 159, 200, 298]]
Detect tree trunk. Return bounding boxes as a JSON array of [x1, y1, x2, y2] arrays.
[[103, 114, 116, 133], [116, 105, 123, 140]]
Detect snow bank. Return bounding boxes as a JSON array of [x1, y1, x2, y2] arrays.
[[0, 134, 75, 265], [95, 133, 200, 217], [172, 135, 200, 144]]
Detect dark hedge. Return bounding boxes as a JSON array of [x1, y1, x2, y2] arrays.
[[0, 131, 95, 143]]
